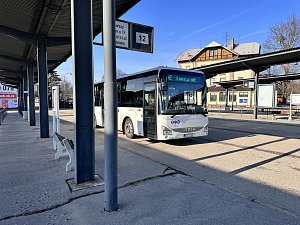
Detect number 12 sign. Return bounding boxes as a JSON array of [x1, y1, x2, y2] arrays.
[[131, 21, 153, 53], [136, 32, 149, 45]]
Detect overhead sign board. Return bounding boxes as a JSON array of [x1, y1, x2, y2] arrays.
[[95, 20, 154, 53], [243, 81, 254, 89], [131, 22, 153, 53]]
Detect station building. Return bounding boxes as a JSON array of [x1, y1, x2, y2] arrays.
[[176, 38, 261, 109]]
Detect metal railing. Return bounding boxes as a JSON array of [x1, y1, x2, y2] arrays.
[[0, 108, 7, 125]]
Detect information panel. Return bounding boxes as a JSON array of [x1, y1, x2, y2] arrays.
[[258, 84, 275, 108], [115, 21, 129, 48], [291, 94, 300, 105]]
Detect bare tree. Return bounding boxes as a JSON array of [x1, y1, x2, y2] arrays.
[[48, 71, 61, 91], [264, 14, 300, 52], [59, 74, 73, 108], [263, 14, 300, 102], [99, 68, 126, 81], [117, 68, 126, 75], [47, 71, 61, 107]]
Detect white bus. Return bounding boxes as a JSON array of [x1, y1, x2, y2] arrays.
[[94, 67, 208, 140]]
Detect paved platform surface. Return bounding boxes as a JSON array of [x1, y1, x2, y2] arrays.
[[0, 111, 300, 225]]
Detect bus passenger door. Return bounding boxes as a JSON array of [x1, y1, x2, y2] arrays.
[[144, 82, 156, 139]]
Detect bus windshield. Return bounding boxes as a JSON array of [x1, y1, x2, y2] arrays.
[[159, 72, 207, 115]]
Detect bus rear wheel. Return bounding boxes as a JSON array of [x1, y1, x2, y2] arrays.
[[124, 118, 134, 139]]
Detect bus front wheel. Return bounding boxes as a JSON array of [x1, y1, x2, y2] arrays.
[[124, 118, 134, 139]]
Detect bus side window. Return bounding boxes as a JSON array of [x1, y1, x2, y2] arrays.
[[121, 80, 136, 107], [99, 88, 104, 106], [117, 83, 121, 107], [95, 86, 100, 106], [136, 78, 144, 107]]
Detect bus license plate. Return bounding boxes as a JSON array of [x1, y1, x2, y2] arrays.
[[184, 133, 194, 138]]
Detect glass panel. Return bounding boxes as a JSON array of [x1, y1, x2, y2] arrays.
[[219, 92, 226, 102], [239, 92, 248, 97], [136, 78, 144, 107], [117, 83, 121, 106], [100, 88, 104, 106], [229, 93, 236, 102], [210, 93, 217, 102], [159, 72, 207, 115], [121, 80, 136, 107], [144, 83, 156, 137], [94, 86, 102, 106]]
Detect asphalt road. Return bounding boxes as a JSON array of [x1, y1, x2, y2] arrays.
[[59, 113, 300, 218]]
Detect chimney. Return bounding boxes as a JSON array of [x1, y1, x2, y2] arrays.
[[230, 38, 234, 49]]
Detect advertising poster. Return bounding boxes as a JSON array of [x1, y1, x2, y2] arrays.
[[0, 83, 18, 109]]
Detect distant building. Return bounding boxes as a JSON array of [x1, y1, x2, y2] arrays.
[[176, 38, 261, 108]]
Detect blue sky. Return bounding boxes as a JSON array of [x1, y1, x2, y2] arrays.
[[56, 0, 300, 82]]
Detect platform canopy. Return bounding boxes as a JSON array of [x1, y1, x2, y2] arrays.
[[0, 0, 140, 86], [193, 47, 300, 79], [215, 73, 300, 89]]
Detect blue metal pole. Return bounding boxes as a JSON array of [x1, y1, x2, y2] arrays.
[[27, 62, 36, 126], [23, 73, 28, 111], [71, 0, 95, 184], [254, 71, 259, 119], [103, 0, 118, 211], [18, 82, 23, 114], [23, 74, 28, 111], [37, 40, 49, 138], [20, 78, 24, 112]]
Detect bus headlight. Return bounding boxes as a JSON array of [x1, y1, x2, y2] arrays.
[[162, 126, 173, 135]]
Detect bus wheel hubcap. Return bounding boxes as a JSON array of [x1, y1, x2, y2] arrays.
[[126, 122, 132, 133]]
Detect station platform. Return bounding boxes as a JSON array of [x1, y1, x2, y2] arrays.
[[0, 110, 299, 225]]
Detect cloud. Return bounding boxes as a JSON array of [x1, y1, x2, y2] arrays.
[[238, 29, 267, 40], [176, 7, 256, 44], [168, 31, 176, 37]]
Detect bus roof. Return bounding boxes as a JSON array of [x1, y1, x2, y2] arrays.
[[95, 66, 204, 85]]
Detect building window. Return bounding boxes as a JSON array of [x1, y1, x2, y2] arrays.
[[239, 92, 248, 98], [219, 92, 226, 102], [220, 74, 226, 82], [210, 93, 217, 102], [229, 92, 236, 102], [209, 49, 218, 59], [210, 78, 216, 85], [209, 49, 218, 57]]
